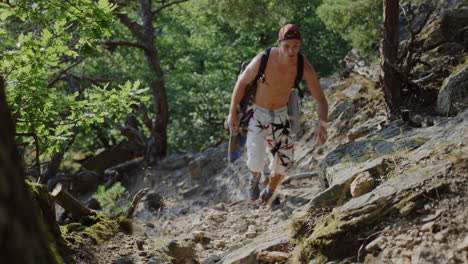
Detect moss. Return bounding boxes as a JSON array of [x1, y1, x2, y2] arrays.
[[118, 216, 133, 234], [309, 215, 344, 240], [61, 214, 119, 249], [300, 242, 328, 263], [79, 214, 97, 226], [49, 242, 65, 264], [26, 181, 67, 263], [430, 142, 454, 157], [412, 137, 429, 144], [65, 223, 86, 233], [386, 172, 398, 179]]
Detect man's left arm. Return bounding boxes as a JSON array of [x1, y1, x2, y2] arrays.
[[303, 57, 329, 145]]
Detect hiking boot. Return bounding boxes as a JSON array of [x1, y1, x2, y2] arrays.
[[260, 188, 280, 207], [249, 176, 261, 201]]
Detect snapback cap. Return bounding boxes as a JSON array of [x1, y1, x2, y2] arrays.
[[278, 24, 301, 41]]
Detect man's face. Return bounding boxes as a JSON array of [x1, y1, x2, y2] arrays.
[[278, 39, 301, 59]]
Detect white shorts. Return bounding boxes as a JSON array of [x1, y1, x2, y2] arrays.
[[246, 104, 294, 175]]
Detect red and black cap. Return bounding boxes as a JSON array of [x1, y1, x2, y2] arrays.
[[278, 24, 301, 42]]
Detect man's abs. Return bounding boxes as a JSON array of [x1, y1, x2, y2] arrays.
[[253, 82, 293, 110]]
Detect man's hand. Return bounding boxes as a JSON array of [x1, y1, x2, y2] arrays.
[[313, 120, 328, 145], [227, 111, 239, 131]]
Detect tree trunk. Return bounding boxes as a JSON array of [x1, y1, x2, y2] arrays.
[[143, 46, 169, 164], [380, 0, 403, 119], [111, 0, 191, 164], [0, 77, 63, 263], [141, 0, 168, 163]]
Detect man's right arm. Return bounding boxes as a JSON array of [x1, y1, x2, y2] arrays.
[[227, 53, 262, 131]]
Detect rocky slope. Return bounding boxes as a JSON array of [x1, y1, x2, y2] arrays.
[[66, 3, 468, 264], [83, 68, 467, 264]]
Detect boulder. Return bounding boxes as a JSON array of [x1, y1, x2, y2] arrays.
[[166, 239, 199, 264], [301, 164, 451, 262], [436, 62, 468, 115], [145, 191, 164, 212], [420, 6, 468, 50], [221, 224, 290, 264], [350, 171, 375, 197]]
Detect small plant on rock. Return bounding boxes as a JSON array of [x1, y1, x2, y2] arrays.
[[93, 182, 129, 216]]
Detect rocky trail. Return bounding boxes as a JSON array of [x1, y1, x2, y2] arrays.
[[69, 69, 468, 263], [64, 3, 468, 263]]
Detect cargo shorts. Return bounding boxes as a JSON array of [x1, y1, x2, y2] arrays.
[[246, 104, 294, 175]]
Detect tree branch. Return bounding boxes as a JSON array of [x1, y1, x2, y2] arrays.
[[101, 39, 149, 51], [57, 74, 114, 83], [114, 12, 146, 41], [47, 56, 85, 88], [152, 0, 189, 16]]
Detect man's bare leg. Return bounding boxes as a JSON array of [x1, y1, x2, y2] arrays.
[[268, 172, 284, 191]]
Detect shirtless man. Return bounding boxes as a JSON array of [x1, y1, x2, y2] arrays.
[[227, 24, 328, 205]]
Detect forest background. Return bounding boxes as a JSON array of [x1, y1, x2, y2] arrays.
[[0, 0, 381, 178]]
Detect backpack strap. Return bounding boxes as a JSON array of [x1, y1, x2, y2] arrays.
[[253, 48, 271, 84], [294, 53, 304, 98], [240, 48, 271, 109]]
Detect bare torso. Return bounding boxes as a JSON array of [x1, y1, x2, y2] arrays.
[[253, 48, 298, 110]]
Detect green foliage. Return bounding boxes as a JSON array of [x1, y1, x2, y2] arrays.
[[1, 0, 358, 160], [317, 0, 382, 54], [0, 1, 149, 167], [157, 0, 350, 151], [92, 182, 129, 216]]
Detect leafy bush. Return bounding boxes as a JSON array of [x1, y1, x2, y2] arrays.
[[92, 182, 129, 216], [317, 0, 382, 54]]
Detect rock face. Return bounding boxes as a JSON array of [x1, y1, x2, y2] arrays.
[[436, 62, 468, 115], [350, 171, 375, 197], [420, 5, 468, 50]]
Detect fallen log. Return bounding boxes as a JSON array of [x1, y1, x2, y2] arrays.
[[103, 157, 143, 187], [51, 183, 93, 220]]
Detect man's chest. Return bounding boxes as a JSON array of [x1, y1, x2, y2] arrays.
[[262, 62, 297, 90]]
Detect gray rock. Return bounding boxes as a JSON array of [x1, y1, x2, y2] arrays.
[[411, 115, 424, 128], [436, 63, 468, 115], [457, 235, 468, 251], [307, 158, 386, 210], [221, 224, 290, 264], [365, 236, 386, 252], [422, 6, 468, 50], [159, 154, 191, 170], [188, 155, 209, 180], [145, 191, 164, 212], [166, 239, 199, 264], [302, 164, 451, 261], [329, 98, 358, 122], [350, 172, 375, 197], [113, 256, 133, 264], [411, 246, 449, 264], [136, 238, 145, 250]]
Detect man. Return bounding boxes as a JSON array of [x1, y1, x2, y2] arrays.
[[227, 24, 328, 206]]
